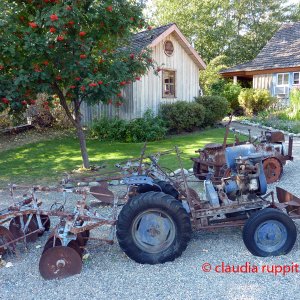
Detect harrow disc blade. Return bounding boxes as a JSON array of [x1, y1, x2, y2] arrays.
[[0, 226, 15, 255], [43, 237, 83, 258], [9, 215, 38, 243], [39, 246, 82, 280]]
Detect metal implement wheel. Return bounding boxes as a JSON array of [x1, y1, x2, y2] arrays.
[[0, 226, 15, 255], [117, 191, 191, 264], [9, 215, 38, 242], [43, 237, 83, 258], [39, 246, 82, 280], [263, 157, 283, 184], [243, 208, 297, 256]]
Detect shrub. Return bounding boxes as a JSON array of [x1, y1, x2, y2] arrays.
[[124, 110, 167, 142], [90, 109, 167, 142], [160, 101, 205, 133], [290, 88, 300, 120], [238, 88, 275, 115], [221, 82, 242, 113], [90, 117, 127, 141], [195, 96, 229, 126]]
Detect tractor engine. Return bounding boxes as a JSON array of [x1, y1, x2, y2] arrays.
[[205, 145, 267, 208]]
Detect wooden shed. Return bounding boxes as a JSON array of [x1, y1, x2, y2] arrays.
[[81, 23, 206, 125]]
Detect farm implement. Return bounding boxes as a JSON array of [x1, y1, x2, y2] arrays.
[[0, 143, 299, 280]]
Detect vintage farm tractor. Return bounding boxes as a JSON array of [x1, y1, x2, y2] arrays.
[[191, 128, 293, 184], [0, 144, 299, 279]]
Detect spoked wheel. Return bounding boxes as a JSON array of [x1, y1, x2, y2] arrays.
[[117, 192, 191, 264], [9, 215, 38, 243], [39, 246, 82, 280], [263, 157, 283, 184], [243, 208, 297, 257], [0, 226, 16, 255]]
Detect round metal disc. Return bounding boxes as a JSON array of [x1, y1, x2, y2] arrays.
[[263, 158, 283, 184], [39, 246, 82, 280], [0, 226, 15, 255], [9, 215, 38, 243], [43, 237, 83, 258]]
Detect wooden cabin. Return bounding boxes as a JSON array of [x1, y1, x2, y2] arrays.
[[81, 23, 206, 125], [220, 22, 300, 107]]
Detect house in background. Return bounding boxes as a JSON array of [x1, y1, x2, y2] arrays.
[[81, 23, 206, 125], [220, 22, 300, 106]]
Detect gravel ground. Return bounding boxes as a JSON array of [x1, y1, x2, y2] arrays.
[[0, 134, 300, 300]]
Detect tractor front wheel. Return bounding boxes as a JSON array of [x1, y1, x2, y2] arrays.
[[242, 208, 297, 257]]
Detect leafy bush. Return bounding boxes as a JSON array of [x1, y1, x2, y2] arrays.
[[90, 110, 167, 142], [290, 88, 300, 120], [195, 96, 229, 126], [238, 88, 275, 115], [160, 101, 205, 133], [221, 82, 242, 113]]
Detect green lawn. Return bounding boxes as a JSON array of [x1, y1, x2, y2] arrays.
[[0, 128, 243, 185]]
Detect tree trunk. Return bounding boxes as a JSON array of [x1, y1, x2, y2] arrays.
[[75, 120, 90, 169]]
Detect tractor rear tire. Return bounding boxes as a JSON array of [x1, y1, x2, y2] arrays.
[[117, 191, 191, 264], [136, 179, 179, 199], [242, 208, 296, 257]]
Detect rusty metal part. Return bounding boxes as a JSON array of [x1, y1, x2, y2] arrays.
[[9, 215, 38, 242], [265, 131, 285, 143], [39, 246, 82, 280], [276, 187, 300, 217], [78, 230, 90, 246], [0, 226, 15, 255], [89, 182, 114, 203], [263, 157, 283, 184]]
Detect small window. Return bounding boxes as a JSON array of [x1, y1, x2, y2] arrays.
[[277, 73, 289, 86], [164, 41, 174, 56], [293, 72, 300, 85], [162, 70, 176, 98]]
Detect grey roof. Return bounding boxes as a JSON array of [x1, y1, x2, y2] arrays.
[[221, 22, 300, 74], [130, 23, 175, 50]]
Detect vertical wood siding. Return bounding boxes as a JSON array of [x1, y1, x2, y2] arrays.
[[81, 33, 200, 126], [253, 74, 273, 91]]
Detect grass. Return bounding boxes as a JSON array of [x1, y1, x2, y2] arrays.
[[0, 128, 243, 185]]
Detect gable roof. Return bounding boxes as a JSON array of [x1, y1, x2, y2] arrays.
[[131, 23, 206, 70], [221, 21, 300, 75]]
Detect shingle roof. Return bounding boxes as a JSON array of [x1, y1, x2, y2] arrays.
[[221, 22, 300, 74], [130, 23, 175, 50]]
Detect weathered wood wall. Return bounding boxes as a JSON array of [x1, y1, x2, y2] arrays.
[[253, 74, 273, 90], [81, 33, 200, 126]]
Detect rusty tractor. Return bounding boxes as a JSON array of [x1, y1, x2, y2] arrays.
[[191, 129, 293, 184], [0, 144, 299, 279]]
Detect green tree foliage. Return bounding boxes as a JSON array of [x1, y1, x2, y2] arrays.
[[0, 0, 154, 168], [152, 0, 298, 65], [199, 55, 227, 95]]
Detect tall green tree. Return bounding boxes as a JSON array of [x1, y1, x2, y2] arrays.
[[0, 0, 154, 169], [152, 0, 298, 65]]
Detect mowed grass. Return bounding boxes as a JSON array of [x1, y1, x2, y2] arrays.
[[0, 128, 244, 185]]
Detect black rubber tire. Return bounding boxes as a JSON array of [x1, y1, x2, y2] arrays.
[[136, 179, 179, 199], [117, 191, 191, 264], [242, 208, 297, 257]]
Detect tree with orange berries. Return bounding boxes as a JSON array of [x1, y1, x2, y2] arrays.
[[0, 0, 154, 168]]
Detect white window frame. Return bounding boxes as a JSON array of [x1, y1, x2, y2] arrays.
[[162, 69, 176, 98], [293, 72, 300, 85], [277, 73, 289, 86]]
